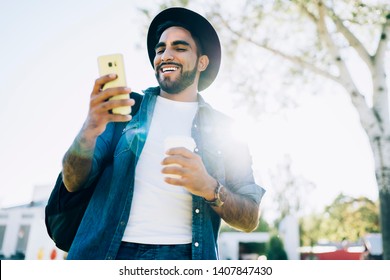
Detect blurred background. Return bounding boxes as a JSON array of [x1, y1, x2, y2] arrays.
[[0, 0, 388, 260]]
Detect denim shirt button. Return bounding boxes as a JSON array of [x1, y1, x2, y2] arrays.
[[194, 242, 199, 247], [195, 209, 200, 214], [120, 221, 125, 226]]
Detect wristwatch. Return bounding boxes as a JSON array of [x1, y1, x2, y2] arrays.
[[204, 181, 226, 207]]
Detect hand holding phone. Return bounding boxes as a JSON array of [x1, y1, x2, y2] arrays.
[[97, 54, 131, 115]]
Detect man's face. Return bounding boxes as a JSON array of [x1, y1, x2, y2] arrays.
[[154, 26, 200, 94]]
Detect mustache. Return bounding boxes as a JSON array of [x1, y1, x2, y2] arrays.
[[156, 62, 182, 72]]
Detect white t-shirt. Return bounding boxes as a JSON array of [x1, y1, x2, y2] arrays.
[[122, 96, 198, 244]]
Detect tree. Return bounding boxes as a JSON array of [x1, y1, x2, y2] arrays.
[[266, 235, 288, 260], [300, 193, 380, 245], [143, 0, 390, 258], [208, 0, 390, 258], [269, 155, 315, 225]]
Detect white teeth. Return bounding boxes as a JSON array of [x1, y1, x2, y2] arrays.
[[162, 67, 178, 73]]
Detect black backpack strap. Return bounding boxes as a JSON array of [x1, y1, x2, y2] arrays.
[[130, 91, 143, 114], [109, 92, 143, 155]]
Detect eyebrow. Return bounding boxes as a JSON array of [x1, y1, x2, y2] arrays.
[[155, 40, 191, 50]]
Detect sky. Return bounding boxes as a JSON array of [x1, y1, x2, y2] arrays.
[[0, 0, 384, 222]]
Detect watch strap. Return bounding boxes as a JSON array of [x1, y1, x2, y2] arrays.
[[204, 181, 225, 207]]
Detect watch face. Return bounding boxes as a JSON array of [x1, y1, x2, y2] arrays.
[[204, 183, 226, 207], [218, 185, 227, 203], [211, 184, 225, 207]]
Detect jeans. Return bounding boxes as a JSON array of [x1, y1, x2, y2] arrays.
[[115, 242, 192, 260]]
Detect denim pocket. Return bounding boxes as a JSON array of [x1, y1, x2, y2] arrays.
[[114, 121, 146, 157]]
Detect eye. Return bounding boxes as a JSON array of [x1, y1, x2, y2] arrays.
[[156, 48, 165, 55]]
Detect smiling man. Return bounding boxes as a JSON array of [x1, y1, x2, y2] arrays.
[[154, 24, 207, 97], [60, 7, 265, 260]]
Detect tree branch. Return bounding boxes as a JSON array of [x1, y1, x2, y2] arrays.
[[374, 13, 390, 66], [215, 2, 382, 136], [215, 12, 340, 84], [294, 0, 318, 23], [371, 13, 390, 135], [323, 2, 374, 72], [316, 1, 355, 86], [316, 1, 382, 136], [250, 38, 340, 84], [316, 1, 364, 94]]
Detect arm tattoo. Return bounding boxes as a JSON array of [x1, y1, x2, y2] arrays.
[[214, 189, 260, 232], [62, 132, 95, 192]]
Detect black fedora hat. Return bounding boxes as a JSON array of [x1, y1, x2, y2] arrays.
[[147, 7, 221, 91]]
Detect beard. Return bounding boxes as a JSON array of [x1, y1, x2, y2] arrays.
[[156, 60, 198, 94]]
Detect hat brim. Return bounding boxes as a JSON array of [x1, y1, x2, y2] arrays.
[[147, 7, 221, 92]]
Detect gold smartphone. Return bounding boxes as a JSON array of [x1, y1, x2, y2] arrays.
[[97, 53, 131, 115]]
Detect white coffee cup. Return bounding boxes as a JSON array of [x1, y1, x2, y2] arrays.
[[163, 136, 196, 179]]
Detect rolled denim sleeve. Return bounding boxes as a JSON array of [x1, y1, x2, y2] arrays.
[[224, 140, 265, 205], [198, 105, 266, 206]]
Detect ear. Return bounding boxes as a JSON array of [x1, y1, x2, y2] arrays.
[[198, 55, 209, 72]]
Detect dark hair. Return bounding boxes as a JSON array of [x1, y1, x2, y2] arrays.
[[156, 21, 204, 56]]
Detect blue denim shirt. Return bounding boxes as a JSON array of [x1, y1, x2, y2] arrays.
[[67, 87, 265, 260]]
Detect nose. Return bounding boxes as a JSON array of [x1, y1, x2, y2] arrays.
[[161, 49, 174, 62]]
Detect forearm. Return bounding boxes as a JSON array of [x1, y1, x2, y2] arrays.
[[161, 147, 261, 231], [62, 74, 133, 192], [213, 188, 260, 232], [62, 129, 97, 192]]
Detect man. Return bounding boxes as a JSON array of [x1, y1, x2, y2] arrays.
[[62, 7, 265, 260]]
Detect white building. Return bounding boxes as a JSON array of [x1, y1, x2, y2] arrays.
[[218, 232, 270, 260], [278, 215, 300, 260], [0, 185, 66, 260]]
